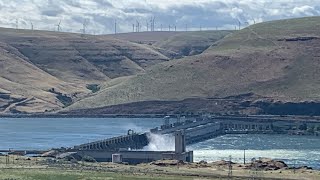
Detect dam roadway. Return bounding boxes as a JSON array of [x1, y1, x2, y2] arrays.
[[73, 115, 320, 151]]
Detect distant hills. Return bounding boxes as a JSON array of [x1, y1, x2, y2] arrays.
[[0, 27, 229, 114], [2, 16, 320, 116]]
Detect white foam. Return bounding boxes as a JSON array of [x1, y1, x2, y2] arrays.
[[143, 133, 175, 151]]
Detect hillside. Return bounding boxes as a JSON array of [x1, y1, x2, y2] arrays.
[[65, 16, 320, 115], [0, 29, 172, 113], [153, 31, 233, 58], [0, 28, 229, 114], [109, 31, 233, 58]]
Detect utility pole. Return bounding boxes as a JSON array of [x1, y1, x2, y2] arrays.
[[6, 155, 9, 165], [228, 155, 233, 179], [244, 149, 246, 165]]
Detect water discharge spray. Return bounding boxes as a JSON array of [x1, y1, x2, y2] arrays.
[[143, 133, 175, 151]]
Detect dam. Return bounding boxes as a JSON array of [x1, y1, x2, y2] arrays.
[[3, 115, 319, 164], [67, 115, 320, 164]]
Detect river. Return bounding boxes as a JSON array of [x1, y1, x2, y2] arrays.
[[0, 118, 319, 169]]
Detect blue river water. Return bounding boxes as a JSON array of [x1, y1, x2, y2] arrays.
[[0, 118, 319, 169]]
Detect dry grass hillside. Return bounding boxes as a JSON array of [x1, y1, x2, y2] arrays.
[[0, 28, 174, 114], [109, 31, 233, 58], [66, 16, 320, 115], [0, 27, 227, 114], [153, 31, 233, 58]]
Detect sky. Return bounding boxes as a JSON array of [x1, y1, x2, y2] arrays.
[[0, 0, 319, 34]]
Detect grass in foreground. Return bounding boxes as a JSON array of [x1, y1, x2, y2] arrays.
[[0, 169, 193, 180]]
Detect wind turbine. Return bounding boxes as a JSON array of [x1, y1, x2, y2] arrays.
[[149, 16, 155, 31], [136, 20, 140, 32], [15, 19, 18, 29], [238, 20, 241, 30], [114, 19, 117, 34], [30, 22, 34, 31], [80, 19, 88, 34], [146, 20, 149, 31], [56, 20, 62, 32], [152, 16, 155, 31]]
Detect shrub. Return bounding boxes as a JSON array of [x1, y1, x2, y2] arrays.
[[81, 155, 96, 163], [86, 84, 100, 93]]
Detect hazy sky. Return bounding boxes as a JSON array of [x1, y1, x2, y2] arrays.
[[0, 0, 319, 34]]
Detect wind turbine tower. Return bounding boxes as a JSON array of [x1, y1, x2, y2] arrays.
[[114, 19, 117, 34], [15, 19, 18, 29], [30, 22, 34, 31], [81, 20, 87, 34], [136, 20, 140, 32], [56, 20, 62, 32], [150, 16, 155, 31], [146, 20, 149, 31]]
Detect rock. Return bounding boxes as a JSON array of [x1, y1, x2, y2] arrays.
[[198, 160, 207, 164], [151, 160, 185, 166], [250, 158, 288, 170], [41, 150, 59, 157], [213, 160, 235, 166], [298, 166, 313, 170]]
